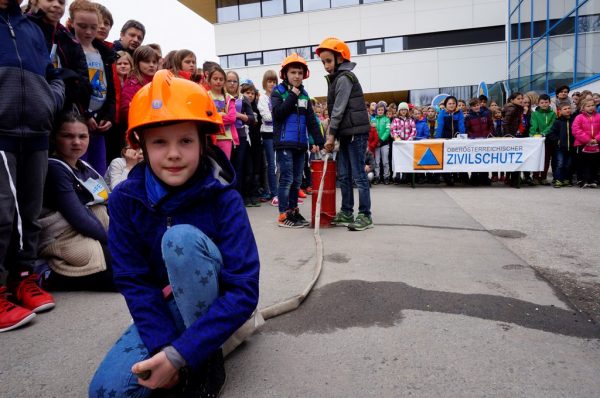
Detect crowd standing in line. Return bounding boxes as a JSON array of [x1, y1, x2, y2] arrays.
[[1, 0, 600, 395]]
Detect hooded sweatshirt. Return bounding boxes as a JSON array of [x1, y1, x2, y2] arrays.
[[0, 0, 64, 151], [530, 106, 557, 136]]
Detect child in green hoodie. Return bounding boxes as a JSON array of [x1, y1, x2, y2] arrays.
[[371, 101, 391, 184], [530, 94, 557, 184]]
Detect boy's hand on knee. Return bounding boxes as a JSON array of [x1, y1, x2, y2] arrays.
[[132, 351, 179, 390]]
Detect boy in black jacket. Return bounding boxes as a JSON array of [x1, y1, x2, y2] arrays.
[[547, 103, 576, 187], [0, 0, 65, 332]]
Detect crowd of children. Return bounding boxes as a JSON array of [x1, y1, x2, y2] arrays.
[[363, 88, 600, 188], [1, 0, 599, 394]]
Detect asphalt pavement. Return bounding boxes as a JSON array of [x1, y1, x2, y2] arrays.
[[1, 182, 599, 397]]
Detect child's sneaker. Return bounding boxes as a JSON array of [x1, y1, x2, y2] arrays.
[[305, 186, 313, 195], [13, 274, 55, 313], [298, 189, 307, 198], [270, 196, 279, 207], [562, 180, 573, 187], [297, 198, 304, 205], [259, 192, 272, 202], [292, 208, 310, 227], [347, 213, 374, 231], [0, 286, 36, 332], [553, 180, 563, 188], [331, 211, 354, 227], [278, 212, 306, 228]]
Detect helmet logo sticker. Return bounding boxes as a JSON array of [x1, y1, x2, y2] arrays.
[[152, 100, 163, 109]]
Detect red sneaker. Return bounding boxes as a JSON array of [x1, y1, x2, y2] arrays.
[[0, 286, 36, 332], [298, 189, 307, 198], [14, 274, 55, 313]]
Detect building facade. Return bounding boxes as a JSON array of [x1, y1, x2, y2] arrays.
[[508, 0, 600, 95], [180, 0, 599, 103]]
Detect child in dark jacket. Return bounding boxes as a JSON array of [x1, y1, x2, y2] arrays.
[[271, 53, 322, 227], [90, 71, 259, 396], [465, 98, 493, 185], [0, 0, 65, 333], [547, 103, 576, 187], [39, 112, 115, 291]]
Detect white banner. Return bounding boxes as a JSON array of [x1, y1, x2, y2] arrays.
[[392, 137, 545, 173]]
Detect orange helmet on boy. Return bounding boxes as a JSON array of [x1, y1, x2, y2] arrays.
[[279, 52, 310, 79], [127, 70, 223, 147], [315, 37, 351, 61]]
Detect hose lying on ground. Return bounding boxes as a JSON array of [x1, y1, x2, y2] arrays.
[[223, 153, 331, 356]]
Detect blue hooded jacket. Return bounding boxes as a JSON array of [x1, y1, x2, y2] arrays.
[[108, 148, 260, 369], [0, 0, 64, 151], [415, 118, 430, 140], [435, 109, 465, 139]]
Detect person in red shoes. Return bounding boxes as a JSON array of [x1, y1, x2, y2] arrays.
[[0, 0, 64, 332]]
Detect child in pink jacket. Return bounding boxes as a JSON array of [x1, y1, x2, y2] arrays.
[[572, 98, 600, 188]]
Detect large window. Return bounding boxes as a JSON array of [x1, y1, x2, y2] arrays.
[[508, 0, 599, 93], [216, 0, 387, 22], [218, 23, 507, 68]]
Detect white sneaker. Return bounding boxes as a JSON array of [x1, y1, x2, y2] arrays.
[[270, 196, 279, 206]]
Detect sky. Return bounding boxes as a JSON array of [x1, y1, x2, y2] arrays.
[[61, 0, 218, 62]]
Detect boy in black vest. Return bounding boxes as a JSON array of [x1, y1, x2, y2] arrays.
[[317, 37, 373, 231]]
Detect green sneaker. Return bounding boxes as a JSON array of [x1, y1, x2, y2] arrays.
[[553, 180, 562, 188], [347, 213, 373, 231], [331, 211, 354, 226]]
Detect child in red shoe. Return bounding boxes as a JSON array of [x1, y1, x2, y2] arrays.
[[0, 0, 64, 332]]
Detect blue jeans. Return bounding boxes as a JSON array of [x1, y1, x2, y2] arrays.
[[337, 134, 371, 217], [262, 138, 278, 197], [276, 148, 305, 214], [89, 225, 222, 398], [554, 149, 573, 182]]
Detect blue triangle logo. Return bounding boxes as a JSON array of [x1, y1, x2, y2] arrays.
[[418, 148, 440, 166]]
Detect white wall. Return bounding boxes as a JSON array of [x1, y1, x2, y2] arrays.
[[215, 0, 506, 55], [227, 42, 506, 97]]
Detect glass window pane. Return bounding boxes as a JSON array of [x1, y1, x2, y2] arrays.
[[332, 0, 358, 7], [219, 56, 229, 69], [262, 0, 284, 16], [346, 41, 358, 56], [263, 49, 286, 65], [239, 0, 261, 19], [228, 54, 245, 68], [384, 36, 404, 52], [217, 0, 239, 22], [548, 22, 574, 83], [287, 47, 311, 59], [362, 0, 383, 3], [575, 9, 600, 83], [531, 38, 548, 92], [286, 0, 301, 13], [246, 51, 263, 66], [303, 0, 330, 12], [364, 38, 383, 54]]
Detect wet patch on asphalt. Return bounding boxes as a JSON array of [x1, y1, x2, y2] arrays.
[[502, 264, 526, 270], [488, 229, 527, 239], [533, 267, 600, 324], [324, 253, 351, 264], [262, 280, 600, 338]]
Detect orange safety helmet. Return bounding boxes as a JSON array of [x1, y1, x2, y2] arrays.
[[315, 37, 351, 61], [126, 70, 223, 148], [279, 52, 310, 79]]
